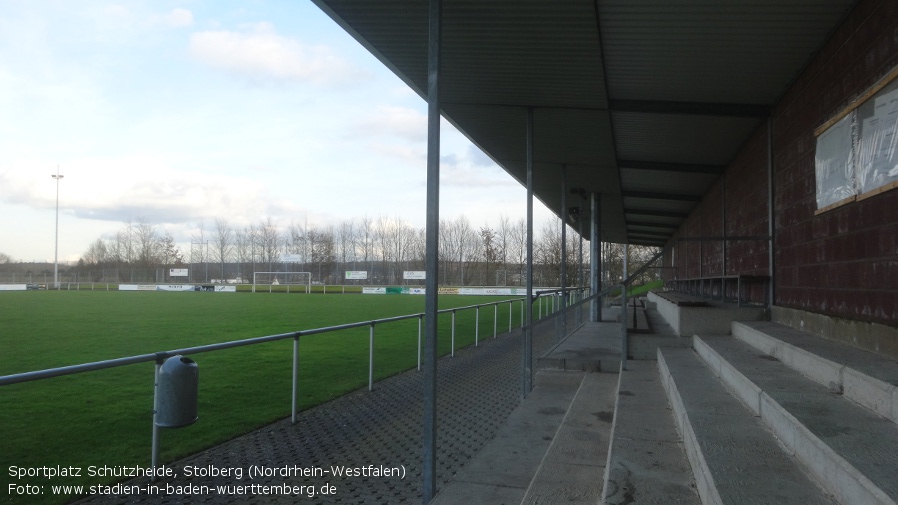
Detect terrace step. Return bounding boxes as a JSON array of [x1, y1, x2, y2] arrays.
[[521, 372, 617, 504], [602, 359, 700, 505], [733, 320, 898, 426], [694, 334, 898, 505], [658, 346, 838, 505], [537, 321, 621, 373], [429, 370, 585, 505]]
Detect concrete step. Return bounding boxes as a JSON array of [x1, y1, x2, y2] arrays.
[[733, 320, 898, 426], [629, 307, 693, 360], [619, 304, 652, 333], [429, 370, 585, 505], [658, 346, 838, 505], [521, 372, 617, 504], [648, 291, 766, 337], [537, 321, 621, 373], [602, 360, 700, 505], [695, 335, 898, 505]]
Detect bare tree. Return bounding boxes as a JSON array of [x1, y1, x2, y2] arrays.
[[535, 218, 562, 286], [158, 232, 184, 267], [213, 218, 233, 281], [480, 227, 500, 286], [496, 215, 511, 284], [287, 218, 310, 271], [257, 218, 281, 271], [508, 218, 528, 285], [358, 215, 375, 282], [337, 219, 356, 279], [234, 227, 252, 282], [82, 239, 108, 265], [190, 222, 207, 283], [308, 226, 336, 283], [134, 218, 159, 268]]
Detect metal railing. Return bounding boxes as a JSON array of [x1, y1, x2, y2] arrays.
[[0, 295, 548, 472]]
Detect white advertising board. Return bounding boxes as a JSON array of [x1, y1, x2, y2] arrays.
[[403, 271, 426, 280], [459, 287, 528, 296], [362, 287, 386, 294], [346, 271, 368, 280], [0, 284, 27, 291], [157, 285, 194, 292], [169, 268, 189, 277], [281, 254, 302, 263], [118, 284, 236, 292]]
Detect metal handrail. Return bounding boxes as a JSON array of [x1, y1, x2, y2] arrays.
[[0, 298, 552, 474], [0, 298, 533, 387], [1, 294, 574, 473]]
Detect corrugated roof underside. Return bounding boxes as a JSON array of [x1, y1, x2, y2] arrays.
[[313, 0, 858, 245]]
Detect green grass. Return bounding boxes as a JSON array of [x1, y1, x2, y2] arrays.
[[0, 291, 524, 505]]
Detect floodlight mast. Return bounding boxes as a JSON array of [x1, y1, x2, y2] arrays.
[[52, 166, 64, 289]]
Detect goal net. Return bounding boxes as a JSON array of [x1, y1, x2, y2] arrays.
[[252, 272, 312, 293]]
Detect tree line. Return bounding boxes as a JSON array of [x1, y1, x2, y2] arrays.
[[0, 216, 661, 287]]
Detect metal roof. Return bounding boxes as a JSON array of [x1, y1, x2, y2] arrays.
[[313, 0, 856, 245]]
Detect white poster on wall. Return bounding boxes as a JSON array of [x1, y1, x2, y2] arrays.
[[169, 268, 188, 277], [346, 271, 368, 280], [403, 271, 426, 280]]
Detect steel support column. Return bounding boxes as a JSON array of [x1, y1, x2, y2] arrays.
[[559, 165, 567, 340], [722, 172, 727, 277], [590, 193, 602, 322], [624, 244, 629, 282], [578, 201, 584, 325], [767, 117, 775, 308], [523, 107, 534, 398], [422, 0, 441, 501]]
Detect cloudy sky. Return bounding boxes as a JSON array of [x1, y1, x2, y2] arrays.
[[0, 1, 553, 263]]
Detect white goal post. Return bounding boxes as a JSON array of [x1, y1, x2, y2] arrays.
[[252, 272, 312, 293]]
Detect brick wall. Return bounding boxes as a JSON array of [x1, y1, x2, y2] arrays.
[[666, 0, 898, 325]]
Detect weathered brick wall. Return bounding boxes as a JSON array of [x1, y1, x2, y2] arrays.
[[665, 0, 898, 325], [774, 0, 898, 323]]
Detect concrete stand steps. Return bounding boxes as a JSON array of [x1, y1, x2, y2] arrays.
[[537, 321, 622, 373], [647, 291, 766, 337], [429, 370, 584, 504], [733, 320, 898, 426], [629, 306, 693, 360], [521, 372, 617, 504], [657, 346, 838, 505], [602, 360, 700, 505], [695, 335, 898, 505], [619, 302, 652, 333]]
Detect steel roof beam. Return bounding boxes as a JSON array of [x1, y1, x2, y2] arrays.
[[609, 99, 771, 118], [626, 220, 679, 229], [622, 191, 702, 202], [628, 229, 672, 237], [624, 209, 689, 218], [618, 159, 725, 175]]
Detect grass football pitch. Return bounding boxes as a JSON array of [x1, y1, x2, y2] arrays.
[[0, 290, 525, 504]]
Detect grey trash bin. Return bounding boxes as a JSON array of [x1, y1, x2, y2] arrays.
[[155, 355, 199, 428]]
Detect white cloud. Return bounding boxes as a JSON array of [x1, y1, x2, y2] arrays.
[[0, 154, 308, 228], [188, 23, 359, 84], [353, 106, 427, 142], [164, 8, 193, 28]]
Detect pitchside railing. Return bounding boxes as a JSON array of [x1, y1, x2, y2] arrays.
[[0, 290, 590, 474]]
